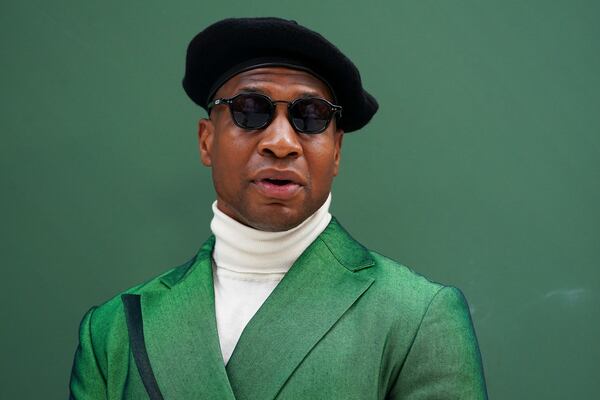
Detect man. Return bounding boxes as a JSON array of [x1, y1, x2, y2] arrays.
[[69, 17, 487, 399]]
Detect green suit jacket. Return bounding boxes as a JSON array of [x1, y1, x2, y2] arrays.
[[69, 218, 487, 399]]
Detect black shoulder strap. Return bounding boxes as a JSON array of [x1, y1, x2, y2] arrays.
[[122, 294, 165, 400]]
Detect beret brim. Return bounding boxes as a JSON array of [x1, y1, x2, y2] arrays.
[[182, 17, 378, 133]]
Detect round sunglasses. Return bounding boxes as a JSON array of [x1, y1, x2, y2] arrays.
[[208, 93, 343, 134]]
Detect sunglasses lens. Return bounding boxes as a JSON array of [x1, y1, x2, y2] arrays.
[[290, 98, 332, 133], [230, 94, 272, 129]]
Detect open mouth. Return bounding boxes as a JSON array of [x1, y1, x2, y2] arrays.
[[262, 178, 293, 186]]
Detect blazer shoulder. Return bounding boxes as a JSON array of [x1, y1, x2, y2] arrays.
[[361, 250, 456, 322], [71, 253, 205, 391], [368, 250, 445, 296], [85, 256, 197, 335]]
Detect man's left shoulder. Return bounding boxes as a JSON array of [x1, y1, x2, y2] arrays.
[[362, 250, 451, 308], [320, 217, 472, 322]]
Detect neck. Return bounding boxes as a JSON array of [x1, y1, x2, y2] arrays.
[[210, 194, 332, 274]]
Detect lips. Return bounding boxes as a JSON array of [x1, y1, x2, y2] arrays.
[[251, 169, 305, 200]]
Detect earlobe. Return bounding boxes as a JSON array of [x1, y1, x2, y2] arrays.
[[198, 118, 214, 166]]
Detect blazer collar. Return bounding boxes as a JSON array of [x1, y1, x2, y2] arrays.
[[141, 237, 236, 399], [142, 217, 374, 400]]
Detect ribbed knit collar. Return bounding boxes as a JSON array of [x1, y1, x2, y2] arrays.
[[211, 194, 332, 274]]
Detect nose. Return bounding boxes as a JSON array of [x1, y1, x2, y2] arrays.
[[257, 104, 303, 159]]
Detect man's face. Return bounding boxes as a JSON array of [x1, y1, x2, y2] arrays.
[[198, 67, 344, 231]]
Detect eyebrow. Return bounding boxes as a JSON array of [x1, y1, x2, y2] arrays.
[[237, 87, 265, 95], [236, 86, 326, 99]]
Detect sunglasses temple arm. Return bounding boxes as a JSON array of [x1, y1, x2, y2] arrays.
[[334, 106, 342, 118]]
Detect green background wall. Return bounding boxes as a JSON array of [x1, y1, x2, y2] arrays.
[[2, 1, 598, 398]]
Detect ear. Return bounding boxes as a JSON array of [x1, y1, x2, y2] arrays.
[[332, 129, 344, 176], [198, 118, 214, 166]]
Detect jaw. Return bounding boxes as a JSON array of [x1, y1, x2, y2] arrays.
[[215, 186, 315, 232], [247, 204, 307, 232]]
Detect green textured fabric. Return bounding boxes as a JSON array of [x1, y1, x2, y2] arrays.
[[69, 217, 487, 399]]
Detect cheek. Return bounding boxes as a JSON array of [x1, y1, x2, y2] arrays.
[[213, 155, 242, 188], [211, 134, 256, 183], [305, 141, 338, 186]]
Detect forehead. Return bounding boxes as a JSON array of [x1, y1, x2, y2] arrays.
[[214, 66, 334, 100]]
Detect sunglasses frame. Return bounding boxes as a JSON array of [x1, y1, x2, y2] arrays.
[[208, 92, 343, 134]]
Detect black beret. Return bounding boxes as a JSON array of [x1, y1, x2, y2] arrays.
[[182, 17, 378, 133]]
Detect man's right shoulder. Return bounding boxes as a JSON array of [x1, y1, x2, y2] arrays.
[[85, 254, 198, 329]]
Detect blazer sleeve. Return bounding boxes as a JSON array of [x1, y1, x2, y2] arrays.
[[388, 286, 488, 400], [69, 306, 107, 399]]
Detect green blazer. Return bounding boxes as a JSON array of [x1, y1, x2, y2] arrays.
[[69, 218, 487, 399]]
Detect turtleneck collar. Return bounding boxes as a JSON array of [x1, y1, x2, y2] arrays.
[[211, 194, 332, 274]]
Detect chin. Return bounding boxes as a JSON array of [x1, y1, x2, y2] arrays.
[[247, 205, 308, 232]]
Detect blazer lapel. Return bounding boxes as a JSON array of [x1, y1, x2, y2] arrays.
[[139, 237, 236, 400], [225, 218, 375, 400]]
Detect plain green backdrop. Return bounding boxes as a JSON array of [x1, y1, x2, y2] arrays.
[[1, 0, 599, 398]]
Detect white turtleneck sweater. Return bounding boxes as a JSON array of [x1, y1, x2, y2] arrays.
[[210, 194, 332, 365]]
